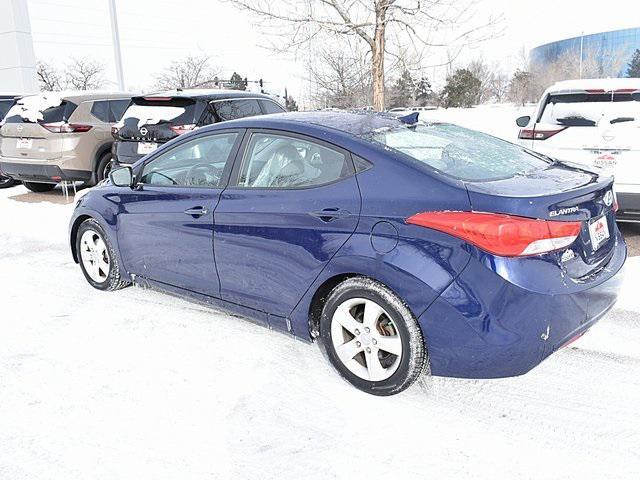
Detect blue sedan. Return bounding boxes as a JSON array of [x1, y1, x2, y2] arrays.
[[70, 111, 626, 395]]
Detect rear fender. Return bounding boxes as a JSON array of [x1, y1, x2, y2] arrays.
[[288, 226, 471, 339]]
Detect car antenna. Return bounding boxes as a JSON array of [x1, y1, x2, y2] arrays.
[[398, 112, 420, 125]]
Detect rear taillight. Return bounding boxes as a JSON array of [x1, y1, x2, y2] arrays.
[[406, 211, 582, 257], [42, 122, 92, 133], [518, 127, 566, 141], [169, 124, 196, 135]]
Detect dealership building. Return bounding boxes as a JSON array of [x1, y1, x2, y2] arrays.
[[530, 27, 640, 77]]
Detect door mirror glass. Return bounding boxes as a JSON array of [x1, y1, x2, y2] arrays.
[[516, 115, 531, 128], [110, 166, 133, 187]]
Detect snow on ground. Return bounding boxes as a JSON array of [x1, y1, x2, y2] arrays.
[[1, 183, 639, 480]]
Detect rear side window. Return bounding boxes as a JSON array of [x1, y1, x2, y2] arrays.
[[238, 133, 351, 188], [260, 99, 285, 114], [109, 99, 130, 122], [0, 99, 16, 121], [365, 124, 551, 182], [91, 101, 110, 122], [539, 92, 640, 127], [213, 99, 262, 121]]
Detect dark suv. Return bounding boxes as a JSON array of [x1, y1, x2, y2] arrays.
[[112, 89, 286, 165]]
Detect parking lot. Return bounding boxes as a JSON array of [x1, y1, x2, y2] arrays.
[[1, 185, 639, 480]]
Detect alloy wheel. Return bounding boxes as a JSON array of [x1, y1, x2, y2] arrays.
[[79, 230, 111, 283], [331, 297, 403, 381]]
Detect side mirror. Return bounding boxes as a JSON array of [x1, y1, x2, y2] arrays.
[[516, 116, 531, 128], [109, 166, 133, 188]]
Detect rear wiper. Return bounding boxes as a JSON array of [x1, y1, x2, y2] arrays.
[[610, 117, 635, 124], [556, 116, 596, 127]]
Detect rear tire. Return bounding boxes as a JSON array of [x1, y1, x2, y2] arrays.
[[95, 153, 113, 183], [319, 277, 428, 396], [23, 181, 56, 192], [76, 218, 130, 291], [0, 174, 18, 189]]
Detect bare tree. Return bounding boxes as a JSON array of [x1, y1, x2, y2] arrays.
[[155, 54, 221, 90], [226, 0, 502, 111], [467, 58, 492, 103], [37, 61, 63, 91], [64, 57, 105, 90], [488, 70, 510, 103], [308, 42, 372, 108]]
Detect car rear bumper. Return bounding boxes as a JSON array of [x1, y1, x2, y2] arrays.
[[616, 192, 640, 222], [0, 161, 91, 183], [418, 229, 627, 379]]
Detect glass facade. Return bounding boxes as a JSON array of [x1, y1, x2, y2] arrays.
[[531, 27, 640, 77]]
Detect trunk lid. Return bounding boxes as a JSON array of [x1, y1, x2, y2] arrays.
[[114, 96, 201, 143], [465, 162, 616, 274]]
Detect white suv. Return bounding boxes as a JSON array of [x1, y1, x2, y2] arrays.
[[516, 78, 640, 222]]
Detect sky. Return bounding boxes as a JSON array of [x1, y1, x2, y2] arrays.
[[25, 0, 640, 105]]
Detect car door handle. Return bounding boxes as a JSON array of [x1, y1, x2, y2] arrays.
[[309, 208, 351, 222], [184, 206, 209, 218]]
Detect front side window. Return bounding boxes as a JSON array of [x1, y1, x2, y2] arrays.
[[140, 133, 238, 187], [365, 123, 551, 182], [213, 99, 262, 121], [238, 133, 351, 188]]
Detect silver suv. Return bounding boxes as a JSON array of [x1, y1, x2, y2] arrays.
[[0, 92, 132, 192]]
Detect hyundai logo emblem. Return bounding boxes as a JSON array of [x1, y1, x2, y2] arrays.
[[139, 127, 148, 136], [603, 190, 614, 207]]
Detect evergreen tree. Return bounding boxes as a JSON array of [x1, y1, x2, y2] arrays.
[[414, 77, 433, 106], [440, 69, 481, 108], [285, 95, 298, 111], [388, 69, 415, 108], [627, 49, 640, 78], [229, 72, 247, 90]]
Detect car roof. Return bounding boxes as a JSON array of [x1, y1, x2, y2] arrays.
[[546, 78, 640, 94], [210, 110, 406, 137], [141, 89, 278, 101], [19, 91, 135, 103]]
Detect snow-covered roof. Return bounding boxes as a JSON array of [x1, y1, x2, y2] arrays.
[[547, 78, 640, 94]]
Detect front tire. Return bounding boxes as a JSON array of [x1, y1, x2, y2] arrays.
[[23, 181, 56, 192], [76, 219, 129, 291], [319, 277, 428, 396]]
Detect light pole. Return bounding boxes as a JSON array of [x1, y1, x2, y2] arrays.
[[579, 32, 584, 79], [108, 0, 125, 90]]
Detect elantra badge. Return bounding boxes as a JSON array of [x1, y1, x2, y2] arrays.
[[549, 206, 579, 217], [603, 190, 614, 207]]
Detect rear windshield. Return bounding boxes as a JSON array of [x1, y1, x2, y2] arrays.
[[5, 100, 77, 124], [0, 99, 16, 121], [365, 123, 551, 182], [119, 97, 197, 126], [540, 92, 640, 127]]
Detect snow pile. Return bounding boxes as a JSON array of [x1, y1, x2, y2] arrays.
[[115, 104, 185, 129]]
